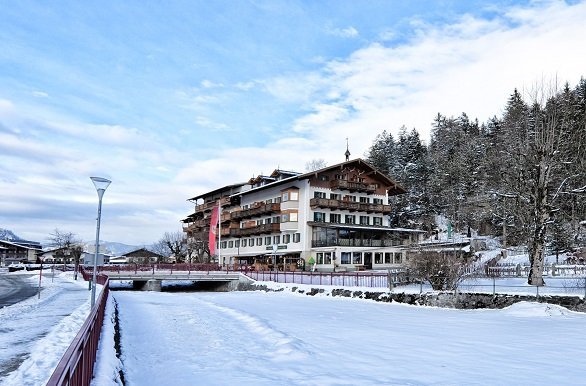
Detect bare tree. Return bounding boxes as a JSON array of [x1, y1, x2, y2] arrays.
[[154, 231, 189, 263], [407, 249, 468, 291], [47, 229, 84, 280], [305, 159, 327, 172]]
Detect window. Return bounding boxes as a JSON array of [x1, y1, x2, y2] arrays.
[[228, 241, 234, 248], [335, 174, 346, 180], [242, 239, 247, 247], [360, 196, 370, 203], [289, 212, 298, 222], [235, 240, 240, 248], [385, 252, 392, 264], [373, 217, 383, 226], [319, 175, 329, 181], [316, 252, 332, 264], [293, 233, 300, 243], [330, 213, 341, 223], [314, 191, 326, 199], [221, 241, 227, 249], [345, 195, 357, 202], [273, 235, 280, 244], [243, 204, 249, 209], [290, 191, 299, 200], [283, 234, 291, 244], [281, 213, 289, 222], [345, 215, 355, 224], [265, 236, 271, 245], [265, 198, 273, 204], [274, 196, 281, 203], [256, 219, 263, 226], [282, 192, 289, 202], [373, 198, 384, 205], [375, 252, 383, 264], [256, 238, 262, 246], [341, 252, 351, 264], [360, 216, 369, 225], [314, 212, 326, 222], [272, 216, 280, 223], [352, 252, 362, 264], [317, 252, 324, 264], [394, 253, 403, 264], [330, 193, 341, 200], [265, 218, 272, 224]]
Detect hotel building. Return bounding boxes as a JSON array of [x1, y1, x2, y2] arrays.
[[182, 158, 424, 271]]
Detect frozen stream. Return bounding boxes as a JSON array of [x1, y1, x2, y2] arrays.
[[94, 290, 586, 386]]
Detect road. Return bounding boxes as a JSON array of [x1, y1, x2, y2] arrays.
[[0, 273, 90, 384], [0, 273, 38, 308]]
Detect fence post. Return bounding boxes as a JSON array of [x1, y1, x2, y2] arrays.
[[536, 285, 539, 300]]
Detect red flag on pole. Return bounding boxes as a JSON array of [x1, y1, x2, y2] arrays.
[[209, 204, 220, 256]]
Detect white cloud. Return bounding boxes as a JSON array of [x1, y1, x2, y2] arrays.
[[32, 90, 49, 98], [201, 79, 224, 88], [276, 0, 586, 159], [195, 116, 230, 131], [326, 25, 359, 38]]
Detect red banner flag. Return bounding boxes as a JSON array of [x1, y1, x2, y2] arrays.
[[208, 204, 220, 256]]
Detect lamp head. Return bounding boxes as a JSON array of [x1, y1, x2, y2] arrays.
[[90, 176, 111, 197]]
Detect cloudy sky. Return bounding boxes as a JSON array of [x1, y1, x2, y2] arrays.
[[1, 0, 585, 246]]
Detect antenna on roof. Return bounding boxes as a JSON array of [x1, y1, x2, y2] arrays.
[[345, 137, 351, 162]]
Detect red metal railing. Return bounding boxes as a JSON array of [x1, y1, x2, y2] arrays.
[[46, 268, 109, 386], [240, 268, 410, 288]]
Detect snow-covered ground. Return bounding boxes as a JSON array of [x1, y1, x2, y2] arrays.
[[2, 271, 586, 386], [0, 271, 92, 386], [92, 289, 586, 386]]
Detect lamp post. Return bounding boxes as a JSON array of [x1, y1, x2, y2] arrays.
[[90, 176, 111, 308]]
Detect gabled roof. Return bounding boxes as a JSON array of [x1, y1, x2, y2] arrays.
[[122, 248, 164, 258], [0, 239, 42, 250], [188, 182, 248, 202], [236, 158, 406, 196]]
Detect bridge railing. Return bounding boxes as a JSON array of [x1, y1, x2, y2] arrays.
[[240, 268, 410, 288], [46, 268, 109, 386], [92, 263, 222, 275]]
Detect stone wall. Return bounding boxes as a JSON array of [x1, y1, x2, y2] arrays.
[[237, 282, 586, 312]]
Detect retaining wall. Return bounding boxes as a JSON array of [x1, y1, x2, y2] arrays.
[[238, 283, 586, 312]]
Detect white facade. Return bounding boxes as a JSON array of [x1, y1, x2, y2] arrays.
[[185, 159, 424, 271]]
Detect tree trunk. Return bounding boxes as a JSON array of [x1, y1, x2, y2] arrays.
[[528, 159, 550, 286]]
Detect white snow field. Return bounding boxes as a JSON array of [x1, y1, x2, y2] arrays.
[[0, 271, 91, 386], [93, 289, 586, 386]]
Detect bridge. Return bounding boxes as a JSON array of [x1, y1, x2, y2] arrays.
[[90, 264, 251, 291]]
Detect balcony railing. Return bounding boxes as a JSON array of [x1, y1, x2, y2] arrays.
[[194, 197, 231, 213], [310, 198, 392, 214], [231, 203, 281, 220], [311, 239, 404, 248], [330, 180, 377, 194], [230, 223, 281, 237]]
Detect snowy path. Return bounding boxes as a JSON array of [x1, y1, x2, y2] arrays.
[[100, 290, 586, 386], [0, 272, 91, 386]]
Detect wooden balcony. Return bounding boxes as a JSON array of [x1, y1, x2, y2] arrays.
[[310, 198, 391, 214], [230, 203, 281, 220], [229, 223, 280, 237], [194, 197, 231, 213], [330, 180, 377, 194]]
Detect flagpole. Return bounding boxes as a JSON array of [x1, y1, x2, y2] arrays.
[[218, 200, 222, 269]]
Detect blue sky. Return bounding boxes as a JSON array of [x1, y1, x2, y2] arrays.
[[1, 0, 585, 246]]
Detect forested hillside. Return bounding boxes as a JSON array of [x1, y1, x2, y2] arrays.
[[366, 79, 586, 284]]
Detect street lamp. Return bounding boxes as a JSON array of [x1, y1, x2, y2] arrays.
[[90, 176, 111, 308]]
